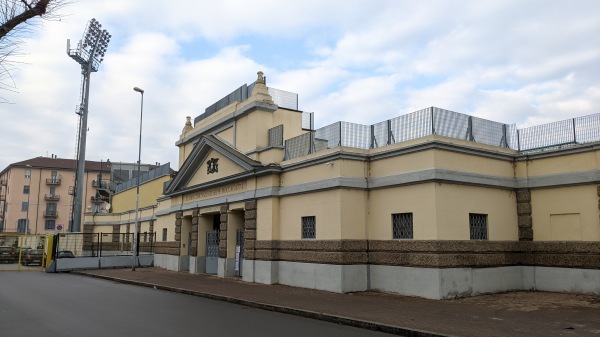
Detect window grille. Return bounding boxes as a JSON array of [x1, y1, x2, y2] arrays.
[[469, 213, 488, 240], [392, 213, 413, 239], [45, 220, 55, 230], [301, 216, 316, 239]]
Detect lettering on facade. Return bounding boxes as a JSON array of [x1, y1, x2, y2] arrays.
[[184, 182, 246, 202], [200, 206, 221, 214], [207, 158, 219, 174]]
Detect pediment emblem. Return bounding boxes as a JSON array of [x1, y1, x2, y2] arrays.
[[207, 158, 219, 174]]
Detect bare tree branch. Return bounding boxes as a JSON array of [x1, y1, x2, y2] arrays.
[[0, 0, 70, 102]]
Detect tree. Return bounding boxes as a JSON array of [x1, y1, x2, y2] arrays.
[[0, 0, 68, 101]]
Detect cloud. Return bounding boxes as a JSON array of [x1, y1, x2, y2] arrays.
[[1, 0, 599, 172]]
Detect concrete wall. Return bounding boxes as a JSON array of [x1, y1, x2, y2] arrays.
[[154, 253, 181, 271]]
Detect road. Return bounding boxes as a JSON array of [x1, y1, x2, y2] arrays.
[[0, 271, 393, 337]]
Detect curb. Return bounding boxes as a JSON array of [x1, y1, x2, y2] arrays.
[[75, 271, 454, 337]]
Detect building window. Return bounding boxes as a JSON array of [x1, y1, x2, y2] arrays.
[[17, 219, 28, 233], [469, 213, 488, 240], [392, 213, 413, 239], [143, 232, 148, 242], [23, 185, 30, 194], [21, 202, 28, 212], [50, 187, 56, 196], [24, 170, 31, 179], [162, 228, 167, 241], [45, 220, 55, 230], [301, 216, 316, 239]]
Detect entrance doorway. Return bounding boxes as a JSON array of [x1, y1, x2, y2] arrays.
[[205, 214, 220, 274], [235, 229, 244, 277]]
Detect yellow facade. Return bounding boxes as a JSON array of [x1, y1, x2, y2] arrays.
[[531, 185, 599, 241], [84, 72, 600, 297]]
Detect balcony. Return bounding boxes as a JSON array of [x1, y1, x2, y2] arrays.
[[0, 179, 6, 186], [91, 195, 109, 203], [44, 194, 60, 201], [92, 179, 116, 192], [46, 178, 61, 185], [43, 210, 58, 218]]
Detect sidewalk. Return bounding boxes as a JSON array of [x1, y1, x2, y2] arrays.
[[76, 267, 600, 337]]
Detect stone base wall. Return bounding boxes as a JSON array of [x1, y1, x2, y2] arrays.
[[248, 240, 600, 269], [235, 240, 600, 297]]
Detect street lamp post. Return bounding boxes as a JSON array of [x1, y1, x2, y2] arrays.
[[132, 86, 144, 271], [25, 164, 32, 236]]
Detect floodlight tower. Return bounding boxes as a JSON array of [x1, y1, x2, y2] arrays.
[[67, 18, 111, 232]]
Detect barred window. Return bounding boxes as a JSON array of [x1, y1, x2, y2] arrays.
[[469, 213, 488, 240], [392, 213, 413, 239], [301, 216, 316, 239]]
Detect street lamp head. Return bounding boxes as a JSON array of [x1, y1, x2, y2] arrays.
[[133, 87, 144, 94]]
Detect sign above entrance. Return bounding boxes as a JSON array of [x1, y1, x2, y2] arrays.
[[184, 182, 246, 202]]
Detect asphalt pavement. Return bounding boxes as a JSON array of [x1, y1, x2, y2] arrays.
[[76, 267, 600, 337]]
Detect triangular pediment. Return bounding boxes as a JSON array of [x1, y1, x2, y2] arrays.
[[165, 135, 263, 194]]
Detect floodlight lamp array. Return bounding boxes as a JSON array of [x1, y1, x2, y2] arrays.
[[70, 18, 111, 71]]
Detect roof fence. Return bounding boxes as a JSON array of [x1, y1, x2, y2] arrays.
[[194, 82, 299, 125], [284, 107, 600, 160], [114, 163, 171, 193]]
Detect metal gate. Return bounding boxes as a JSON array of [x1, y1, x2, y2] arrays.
[[0, 234, 49, 271], [205, 230, 218, 274], [235, 229, 244, 277]]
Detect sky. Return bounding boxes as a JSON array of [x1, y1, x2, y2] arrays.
[[1, 0, 599, 172]]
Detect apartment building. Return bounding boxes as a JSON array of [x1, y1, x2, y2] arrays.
[[0, 157, 154, 234]]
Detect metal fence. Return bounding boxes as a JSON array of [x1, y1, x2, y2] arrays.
[[284, 107, 600, 160], [55, 232, 156, 258], [114, 163, 171, 193], [195, 82, 300, 125], [0, 234, 48, 270], [517, 114, 600, 152]]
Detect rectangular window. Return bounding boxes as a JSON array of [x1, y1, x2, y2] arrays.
[[24, 170, 31, 179], [50, 187, 56, 195], [21, 202, 28, 212], [162, 228, 167, 241], [392, 213, 413, 239], [301, 216, 316, 239], [45, 220, 55, 230], [469, 213, 488, 240], [143, 232, 148, 242], [23, 185, 30, 194], [17, 219, 28, 233]]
